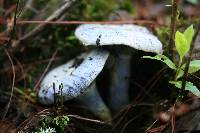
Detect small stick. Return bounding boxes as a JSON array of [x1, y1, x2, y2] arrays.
[[33, 49, 58, 91], [169, 0, 178, 60], [1, 0, 20, 119], [3, 0, 20, 47], [2, 48, 16, 119], [14, 0, 76, 46], [67, 114, 107, 125], [15, 20, 161, 25]]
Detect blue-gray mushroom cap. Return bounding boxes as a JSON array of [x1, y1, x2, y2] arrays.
[[38, 49, 109, 105], [75, 24, 163, 54]]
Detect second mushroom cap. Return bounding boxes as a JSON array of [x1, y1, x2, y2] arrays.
[[39, 49, 109, 105]]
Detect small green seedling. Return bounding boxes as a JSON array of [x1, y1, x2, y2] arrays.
[[38, 115, 69, 133], [53, 115, 70, 131], [143, 25, 200, 98], [36, 83, 69, 133]]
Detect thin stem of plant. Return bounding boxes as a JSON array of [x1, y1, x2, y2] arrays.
[[13, 0, 76, 48], [15, 20, 161, 25], [1, 0, 20, 119], [179, 24, 200, 100], [171, 23, 200, 133], [174, 57, 182, 81], [169, 0, 178, 60], [33, 49, 58, 91], [67, 114, 107, 125], [2, 48, 16, 119], [169, 1, 178, 132], [3, 0, 20, 47], [171, 103, 176, 133]]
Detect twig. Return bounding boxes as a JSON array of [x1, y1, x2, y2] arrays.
[[111, 103, 153, 133], [169, 0, 178, 59], [15, 20, 162, 25], [33, 49, 58, 91], [137, 67, 167, 102], [145, 120, 158, 133], [18, 0, 35, 18], [171, 104, 176, 133], [2, 48, 16, 119], [1, 0, 20, 119], [14, 0, 76, 46], [67, 114, 106, 125], [110, 106, 131, 133], [146, 125, 167, 133], [17, 109, 51, 131], [13, 56, 26, 88], [0, 56, 62, 73], [121, 115, 141, 133], [169, 1, 178, 131], [3, 0, 20, 47]]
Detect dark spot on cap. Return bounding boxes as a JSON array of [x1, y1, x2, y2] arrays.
[[42, 89, 47, 94], [70, 58, 84, 68], [96, 34, 101, 46], [89, 57, 93, 60]]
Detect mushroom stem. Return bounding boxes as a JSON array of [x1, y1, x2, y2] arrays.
[[76, 82, 112, 122], [109, 54, 131, 112]]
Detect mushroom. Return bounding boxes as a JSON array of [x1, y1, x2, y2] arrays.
[[38, 49, 112, 121], [76, 82, 111, 121], [75, 24, 163, 112]]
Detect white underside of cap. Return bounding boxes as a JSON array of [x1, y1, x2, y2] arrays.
[[75, 24, 163, 54], [38, 49, 109, 105]]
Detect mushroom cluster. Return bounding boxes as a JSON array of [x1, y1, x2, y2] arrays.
[[38, 24, 163, 121]]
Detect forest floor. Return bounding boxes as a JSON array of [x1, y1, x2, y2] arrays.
[[0, 0, 200, 133]]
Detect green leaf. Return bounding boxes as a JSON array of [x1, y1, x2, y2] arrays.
[[184, 25, 194, 46], [169, 81, 200, 97], [177, 70, 184, 79], [175, 31, 189, 59], [177, 60, 200, 79], [187, 60, 200, 73], [186, 0, 198, 5], [143, 54, 177, 70]]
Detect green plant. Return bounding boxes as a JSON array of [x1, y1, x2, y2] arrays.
[[81, 0, 118, 20], [39, 115, 69, 133], [143, 25, 200, 98], [36, 83, 69, 132], [53, 115, 70, 131], [35, 127, 56, 133]]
